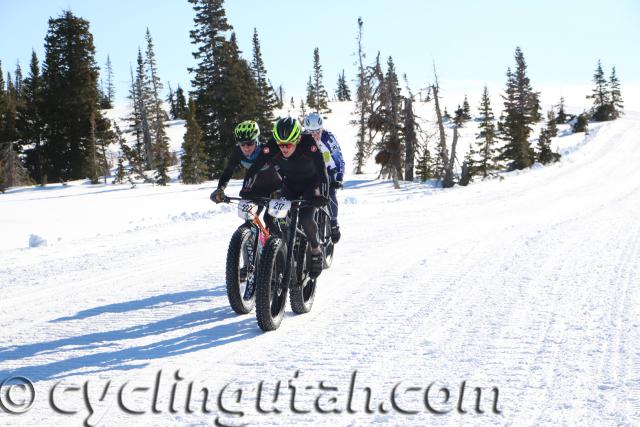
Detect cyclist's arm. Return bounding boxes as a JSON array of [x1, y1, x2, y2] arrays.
[[242, 141, 277, 191], [327, 133, 346, 181], [309, 140, 329, 194], [323, 132, 344, 181], [217, 147, 241, 190]]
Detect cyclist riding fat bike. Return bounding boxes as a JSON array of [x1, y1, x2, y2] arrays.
[[303, 112, 345, 243], [240, 117, 329, 278], [210, 120, 282, 231]]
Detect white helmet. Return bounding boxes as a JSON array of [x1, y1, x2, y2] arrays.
[[304, 112, 323, 131]]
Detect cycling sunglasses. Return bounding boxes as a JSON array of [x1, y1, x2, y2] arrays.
[[238, 139, 257, 147], [277, 143, 295, 149]]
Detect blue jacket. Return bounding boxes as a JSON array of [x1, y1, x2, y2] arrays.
[[313, 130, 345, 181]]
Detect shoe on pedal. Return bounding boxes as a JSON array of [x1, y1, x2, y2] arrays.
[[330, 224, 341, 243], [309, 250, 323, 279]]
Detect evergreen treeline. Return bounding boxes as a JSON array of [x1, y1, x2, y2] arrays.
[[351, 33, 624, 187], [187, 0, 277, 179], [0, 3, 626, 192], [1, 10, 115, 190], [587, 59, 623, 122], [121, 29, 173, 185]]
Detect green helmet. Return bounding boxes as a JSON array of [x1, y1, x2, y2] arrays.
[[273, 117, 302, 144], [234, 120, 260, 143]]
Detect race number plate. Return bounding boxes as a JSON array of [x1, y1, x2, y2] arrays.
[[268, 199, 291, 219], [237, 200, 257, 220]]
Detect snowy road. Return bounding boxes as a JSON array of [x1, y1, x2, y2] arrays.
[[1, 115, 639, 426]]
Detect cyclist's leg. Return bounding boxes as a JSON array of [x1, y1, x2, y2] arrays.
[[300, 186, 320, 249], [328, 185, 338, 223]]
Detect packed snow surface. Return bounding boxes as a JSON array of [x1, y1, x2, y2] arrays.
[[1, 106, 639, 426]]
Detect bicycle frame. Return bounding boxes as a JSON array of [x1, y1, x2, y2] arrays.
[[280, 200, 332, 289], [227, 196, 329, 291]]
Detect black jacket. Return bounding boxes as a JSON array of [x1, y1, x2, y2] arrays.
[[243, 134, 328, 192], [217, 144, 281, 194]]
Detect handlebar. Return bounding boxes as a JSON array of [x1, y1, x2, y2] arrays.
[[223, 196, 311, 206]]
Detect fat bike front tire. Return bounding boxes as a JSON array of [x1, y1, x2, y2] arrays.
[[225, 225, 256, 314], [255, 237, 288, 331]]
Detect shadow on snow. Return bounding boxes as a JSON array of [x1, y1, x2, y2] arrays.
[[51, 288, 225, 322], [0, 288, 260, 382]]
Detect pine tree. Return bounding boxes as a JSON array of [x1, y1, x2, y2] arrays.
[[556, 96, 567, 124], [546, 110, 558, 137], [104, 55, 115, 108], [536, 128, 560, 164], [1, 68, 19, 149], [402, 96, 417, 181], [588, 60, 612, 121], [188, 0, 257, 177], [0, 141, 32, 191], [299, 98, 307, 119], [335, 73, 343, 101], [40, 10, 109, 183], [250, 28, 277, 135], [113, 155, 126, 184], [14, 63, 24, 101], [352, 17, 372, 174], [274, 84, 284, 109], [530, 91, 542, 122], [306, 75, 316, 111], [459, 150, 473, 186], [609, 66, 623, 119], [134, 48, 154, 169], [126, 65, 144, 169], [335, 70, 351, 101], [431, 65, 451, 184], [217, 32, 259, 154], [180, 98, 208, 183], [369, 56, 404, 187], [17, 51, 45, 184], [0, 62, 6, 146], [572, 112, 589, 133], [189, 0, 232, 177], [462, 94, 471, 121], [114, 120, 148, 183], [167, 82, 177, 119], [144, 28, 171, 185], [310, 47, 330, 113], [473, 85, 497, 178], [497, 47, 537, 170], [175, 85, 187, 119], [453, 104, 465, 127], [415, 146, 433, 181]]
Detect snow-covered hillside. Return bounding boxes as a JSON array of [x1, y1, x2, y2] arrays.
[[1, 103, 639, 426]]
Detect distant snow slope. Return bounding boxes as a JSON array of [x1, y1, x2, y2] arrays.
[[1, 105, 639, 426]]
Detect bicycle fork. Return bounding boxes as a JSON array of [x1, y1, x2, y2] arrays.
[[281, 205, 299, 290]]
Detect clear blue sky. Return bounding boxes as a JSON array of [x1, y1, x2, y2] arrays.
[[2, 0, 638, 106]]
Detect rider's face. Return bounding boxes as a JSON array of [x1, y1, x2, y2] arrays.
[[239, 140, 257, 156], [278, 142, 296, 158], [310, 129, 322, 143]]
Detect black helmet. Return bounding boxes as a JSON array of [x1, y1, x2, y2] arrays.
[[273, 117, 302, 144]]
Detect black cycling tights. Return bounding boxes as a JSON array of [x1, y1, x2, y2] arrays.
[[281, 182, 319, 249], [298, 205, 319, 248]]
